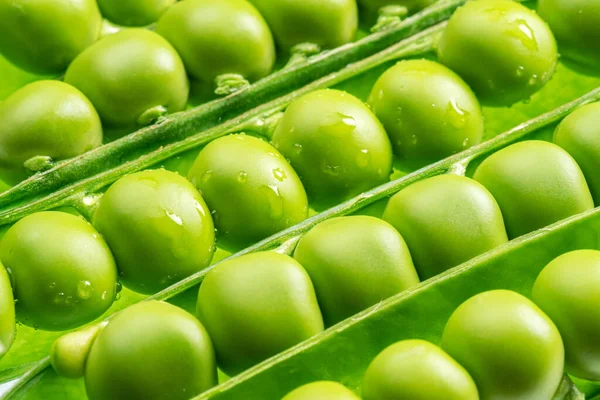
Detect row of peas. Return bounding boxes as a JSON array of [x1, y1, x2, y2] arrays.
[[2, 0, 599, 186], [284, 249, 600, 399], [0, 91, 597, 398]]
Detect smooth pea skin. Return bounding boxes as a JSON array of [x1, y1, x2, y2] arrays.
[[362, 340, 479, 400], [358, 0, 438, 14], [93, 169, 215, 294], [0, 212, 117, 331], [85, 301, 217, 400], [532, 250, 600, 381], [437, 0, 558, 106], [0, 80, 103, 184], [65, 29, 188, 128], [473, 140, 594, 239], [0, 0, 102, 74], [0, 262, 15, 359], [98, 0, 176, 26], [156, 0, 275, 84], [538, 0, 600, 70], [273, 89, 393, 210], [368, 59, 484, 169], [442, 290, 564, 400], [293, 216, 419, 326], [553, 103, 600, 204], [383, 175, 508, 280], [197, 252, 324, 376], [248, 0, 357, 50], [283, 381, 360, 400], [188, 134, 308, 251]]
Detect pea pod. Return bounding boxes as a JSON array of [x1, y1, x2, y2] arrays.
[[192, 205, 600, 400]]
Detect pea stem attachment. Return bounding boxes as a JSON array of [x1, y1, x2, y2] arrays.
[[284, 43, 322, 69], [23, 156, 54, 173], [136, 106, 168, 126], [552, 375, 584, 400], [0, 0, 465, 214], [371, 5, 409, 33], [214, 74, 251, 96]]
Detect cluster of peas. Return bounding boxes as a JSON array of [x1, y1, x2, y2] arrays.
[[284, 248, 600, 399], [1, 0, 600, 399]]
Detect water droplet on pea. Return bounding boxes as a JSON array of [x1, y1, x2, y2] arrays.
[[77, 280, 94, 300], [237, 171, 248, 183], [293, 143, 303, 155], [516, 65, 525, 77], [115, 292, 122, 301], [115, 282, 123, 293], [411, 135, 418, 145], [260, 184, 283, 220], [272, 168, 286, 182], [323, 164, 342, 176], [65, 295, 74, 305], [506, 19, 538, 51], [356, 149, 370, 168], [54, 292, 65, 305], [462, 137, 470, 147], [528, 74, 539, 86], [446, 99, 470, 128], [49, 282, 56, 290]]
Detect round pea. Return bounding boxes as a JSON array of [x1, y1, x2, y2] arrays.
[[0, 212, 117, 331], [537, 0, 600, 70], [156, 0, 275, 84], [532, 250, 600, 381], [473, 140, 594, 239], [383, 175, 508, 280], [362, 340, 479, 400], [98, 0, 176, 26], [442, 290, 564, 400], [437, 0, 558, 106], [65, 29, 188, 128], [553, 102, 600, 204], [85, 301, 216, 400], [93, 169, 215, 294], [272, 89, 393, 210], [0, 262, 15, 359], [0, 80, 103, 184], [248, 0, 357, 50], [188, 134, 308, 251], [197, 251, 324, 376], [358, 0, 438, 14], [293, 215, 419, 326], [283, 381, 360, 400], [0, 0, 102, 74], [368, 59, 484, 169]]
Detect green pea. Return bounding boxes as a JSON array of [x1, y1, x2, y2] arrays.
[[197, 251, 324, 376], [93, 169, 215, 294], [85, 301, 216, 400], [473, 140, 594, 239], [442, 290, 564, 400], [532, 250, 600, 381], [293, 215, 419, 326], [437, 0, 558, 106], [368, 59, 484, 169], [283, 381, 360, 400], [156, 0, 275, 84], [188, 134, 308, 251], [0, 0, 102, 74], [362, 340, 479, 400], [537, 0, 600, 70], [383, 175, 508, 280], [358, 0, 438, 14], [0, 212, 117, 331], [98, 0, 176, 26], [65, 29, 188, 128], [248, 0, 357, 50], [0, 80, 102, 184], [0, 261, 15, 359], [553, 103, 600, 205], [272, 89, 393, 210]]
